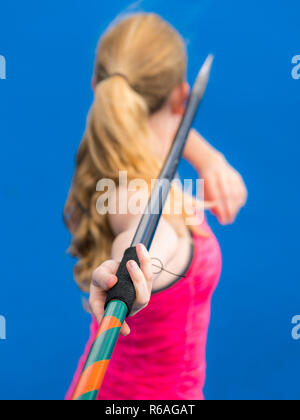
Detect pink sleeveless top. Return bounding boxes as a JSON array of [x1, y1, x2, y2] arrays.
[[66, 218, 222, 400]]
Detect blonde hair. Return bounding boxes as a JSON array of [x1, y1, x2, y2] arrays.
[[65, 13, 198, 292]]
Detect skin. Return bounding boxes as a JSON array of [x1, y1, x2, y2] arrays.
[[90, 81, 248, 336]]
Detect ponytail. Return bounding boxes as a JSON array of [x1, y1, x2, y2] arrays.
[[87, 76, 160, 181], [64, 13, 196, 292]]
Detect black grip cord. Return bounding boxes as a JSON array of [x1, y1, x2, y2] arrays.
[[105, 247, 139, 315], [105, 251, 187, 316]]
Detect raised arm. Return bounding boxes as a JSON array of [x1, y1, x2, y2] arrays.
[[183, 129, 248, 225]]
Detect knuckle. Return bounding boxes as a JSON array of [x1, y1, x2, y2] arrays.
[[146, 271, 153, 283], [141, 249, 151, 261], [91, 271, 102, 288], [91, 268, 98, 280], [92, 267, 108, 288], [136, 290, 150, 307], [91, 277, 99, 288], [92, 266, 103, 280], [105, 259, 118, 270], [143, 254, 152, 266], [139, 298, 149, 308]]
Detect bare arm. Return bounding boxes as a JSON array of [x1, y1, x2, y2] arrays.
[[183, 129, 248, 224]]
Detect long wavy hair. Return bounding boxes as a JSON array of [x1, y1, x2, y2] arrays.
[[64, 13, 200, 292]]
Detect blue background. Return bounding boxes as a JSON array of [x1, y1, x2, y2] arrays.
[[0, 0, 299, 400]]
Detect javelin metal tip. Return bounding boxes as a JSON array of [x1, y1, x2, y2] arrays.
[[193, 54, 215, 96]]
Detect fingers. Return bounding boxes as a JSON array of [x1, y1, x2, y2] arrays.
[[89, 288, 106, 326], [205, 177, 230, 224], [121, 321, 131, 336], [216, 176, 237, 224], [89, 260, 119, 326], [126, 245, 153, 316], [205, 169, 248, 225], [225, 172, 248, 220], [136, 244, 153, 292], [126, 260, 150, 309], [92, 260, 119, 291], [236, 173, 248, 207], [89, 247, 153, 335], [90, 270, 130, 336]]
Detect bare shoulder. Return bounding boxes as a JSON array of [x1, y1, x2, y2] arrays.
[[108, 185, 148, 236]]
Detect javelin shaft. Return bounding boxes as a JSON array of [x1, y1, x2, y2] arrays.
[[132, 76, 211, 249], [72, 55, 214, 401], [72, 300, 127, 400]]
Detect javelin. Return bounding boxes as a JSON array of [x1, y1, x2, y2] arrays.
[[72, 54, 214, 401]]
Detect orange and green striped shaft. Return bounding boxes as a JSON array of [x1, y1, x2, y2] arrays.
[[72, 300, 127, 401]]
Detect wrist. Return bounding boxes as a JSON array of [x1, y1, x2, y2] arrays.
[[196, 146, 225, 175], [183, 129, 226, 175]]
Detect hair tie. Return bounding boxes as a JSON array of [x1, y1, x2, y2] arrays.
[[100, 73, 130, 85]]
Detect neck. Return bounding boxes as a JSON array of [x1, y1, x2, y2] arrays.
[[148, 107, 181, 162]]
